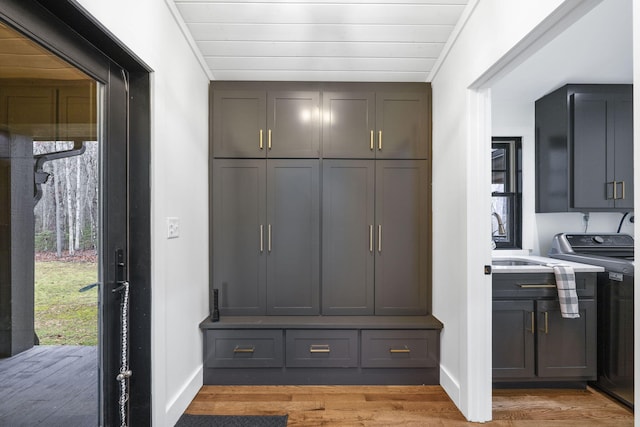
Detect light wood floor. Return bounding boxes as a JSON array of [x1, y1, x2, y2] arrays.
[[185, 385, 634, 426]]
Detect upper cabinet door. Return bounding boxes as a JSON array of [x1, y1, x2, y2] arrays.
[[612, 96, 634, 209], [375, 92, 428, 159], [212, 90, 267, 158], [322, 91, 375, 159], [571, 93, 611, 210], [267, 91, 320, 158]]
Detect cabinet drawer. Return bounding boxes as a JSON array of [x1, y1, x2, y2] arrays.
[[361, 330, 439, 368], [286, 330, 358, 368], [493, 272, 596, 299], [205, 330, 283, 368]]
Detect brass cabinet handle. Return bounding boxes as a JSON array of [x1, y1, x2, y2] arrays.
[[539, 312, 549, 334], [389, 346, 411, 354], [370, 130, 374, 151], [529, 312, 535, 335], [233, 345, 255, 354], [618, 181, 625, 200], [309, 344, 331, 353], [518, 284, 556, 288], [369, 225, 373, 253], [268, 129, 272, 150], [259, 224, 264, 253], [268, 224, 272, 252], [377, 225, 382, 253], [378, 130, 382, 151], [607, 181, 616, 200], [259, 129, 264, 149]]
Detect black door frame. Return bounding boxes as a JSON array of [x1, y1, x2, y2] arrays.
[[0, 1, 151, 425]]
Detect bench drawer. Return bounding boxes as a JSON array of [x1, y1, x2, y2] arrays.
[[361, 330, 439, 368], [286, 330, 358, 368], [205, 329, 283, 368]]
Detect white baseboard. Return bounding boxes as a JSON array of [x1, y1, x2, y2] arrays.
[[165, 364, 203, 426], [439, 365, 461, 409]]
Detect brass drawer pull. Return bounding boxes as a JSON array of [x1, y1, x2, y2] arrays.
[[389, 346, 411, 354], [370, 130, 374, 151], [233, 345, 255, 354], [518, 284, 556, 288], [259, 129, 264, 149], [309, 344, 331, 353]]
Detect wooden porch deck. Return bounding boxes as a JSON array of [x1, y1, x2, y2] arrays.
[[0, 345, 98, 427]]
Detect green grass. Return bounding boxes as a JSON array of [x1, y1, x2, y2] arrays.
[[34, 260, 98, 346]]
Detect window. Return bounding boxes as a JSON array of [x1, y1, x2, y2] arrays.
[[491, 137, 522, 249]]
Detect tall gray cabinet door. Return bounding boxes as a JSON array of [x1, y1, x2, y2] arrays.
[[612, 96, 634, 209], [212, 90, 267, 158], [375, 160, 428, 315], [212, 159, 266, 315], [322, 91, 375, 158], [571, 94, 611, 209], [375, 92, 428, 159], [266, 160, 320, 314], [322, 160, 375, 315], [492, 300, 535, 379], [267, 91, 320, 158]]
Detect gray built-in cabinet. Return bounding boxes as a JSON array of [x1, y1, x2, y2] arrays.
[[322, 160, 428, 315], [492, 272, 597, 382], [206, 81, 438, 385], [212, 159, 320, 315], [536, 84, 633, 212]]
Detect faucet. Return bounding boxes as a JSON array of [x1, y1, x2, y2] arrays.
[[492, 212, 506, 236]]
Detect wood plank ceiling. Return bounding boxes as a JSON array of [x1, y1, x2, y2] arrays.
[[170, 0, 471, 81]]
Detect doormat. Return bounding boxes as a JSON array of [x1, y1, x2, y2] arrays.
[[175, 414, 288, 427]]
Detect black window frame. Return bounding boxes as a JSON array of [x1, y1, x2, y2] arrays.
[[491, 137, 522, 249]]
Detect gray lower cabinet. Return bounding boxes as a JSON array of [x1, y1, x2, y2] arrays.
[[205, 329, 283, 368], [492, 272, 597, 382], [200, 317, 442, 385], [361, 330, 439, 368], [212, 159, 320, 315], [286, 330, 358, 368], [322, 160, 428, 315]]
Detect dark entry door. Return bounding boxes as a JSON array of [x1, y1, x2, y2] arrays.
[[0, 1, 151, 425]]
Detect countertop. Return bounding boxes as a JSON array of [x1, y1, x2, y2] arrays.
[[492, 255, 604, 274]]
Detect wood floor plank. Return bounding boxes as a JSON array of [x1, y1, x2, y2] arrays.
[[186, 385, 634, 426]]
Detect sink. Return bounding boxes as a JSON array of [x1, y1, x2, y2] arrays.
[[492, 259, 545, 266]]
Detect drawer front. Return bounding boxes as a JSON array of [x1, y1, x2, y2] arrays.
[[205, 330, 283, 368], [493, 272, 596, 299], [286, 330, 358, 368], [361, 330, 439, 368]]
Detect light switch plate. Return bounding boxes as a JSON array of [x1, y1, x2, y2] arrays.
[[167, 217, 180, 239]]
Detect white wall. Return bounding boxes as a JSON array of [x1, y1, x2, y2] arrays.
[[73, 1, 210, 426], [431, 0, 591, 421]]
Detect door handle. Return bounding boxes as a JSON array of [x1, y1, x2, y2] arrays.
[[369, 225, 373, 253], [529, 312, 535, 335], [259, 129, 264, 150], [259, 224, 264, 253], [539, 312, 549, 334], [268, 129, 272, 150], [370, 130, 374, 151], [377, 225, 382, 253], [268, 224, 272, 252], [378, 130, 382, 151]]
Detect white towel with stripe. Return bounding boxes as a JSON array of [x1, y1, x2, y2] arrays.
[[547, 263, 580, 319]]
